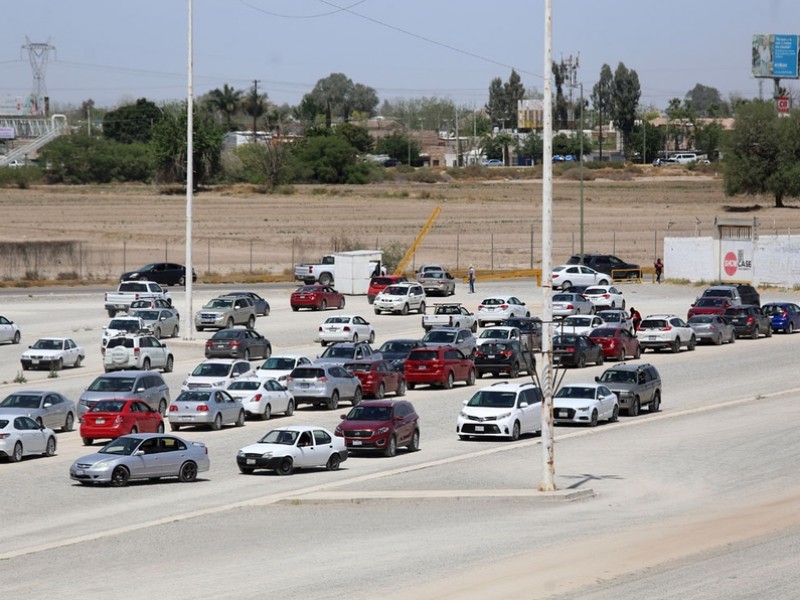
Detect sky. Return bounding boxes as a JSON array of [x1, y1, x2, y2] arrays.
[[2, 0, 799, 112]]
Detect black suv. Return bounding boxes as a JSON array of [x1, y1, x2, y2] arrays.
[[723, 305, 772, 339], [474, 339, 533, 378], [734, 284, 760, 307], [567, 254, 641, 279], [595, 363, 662, 416]]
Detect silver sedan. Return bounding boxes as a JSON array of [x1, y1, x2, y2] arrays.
[[168, 389, 246, 431], [0, 390, 76, 432], [69, 433, 210, 486], [552, 292, 595, 317]]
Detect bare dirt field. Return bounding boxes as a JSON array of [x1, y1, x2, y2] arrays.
[[1, 170, 796, 282]]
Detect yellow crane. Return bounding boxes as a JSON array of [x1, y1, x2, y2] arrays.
[[393, 206, 441, 276]]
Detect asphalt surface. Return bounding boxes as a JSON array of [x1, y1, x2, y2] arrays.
[[1, 279, 799, 600]]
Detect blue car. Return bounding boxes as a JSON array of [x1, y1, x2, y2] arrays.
[[762, 302, 800, 334]]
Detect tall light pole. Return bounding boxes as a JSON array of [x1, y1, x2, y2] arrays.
[[579, 83, 585, 261], [539, 0, 556, 492], [184, 0, 194, 341]]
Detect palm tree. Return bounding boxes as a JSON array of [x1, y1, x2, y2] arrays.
[[206, 84, 243, 131], [242, 85, 268, 141]]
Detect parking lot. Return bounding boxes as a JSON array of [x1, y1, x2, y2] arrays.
[[2, 278, 800, 599]]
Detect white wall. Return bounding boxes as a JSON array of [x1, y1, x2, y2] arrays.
[[664, 237, 716, 282], [755, 235, 800, 287]]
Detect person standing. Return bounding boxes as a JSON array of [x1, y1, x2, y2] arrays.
[[630, 306, 642, 331], [654, 258, 664, 284], [468, 264, 475, 293]]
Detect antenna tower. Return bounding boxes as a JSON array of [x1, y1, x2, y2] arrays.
[[22, 37, 56, 97]]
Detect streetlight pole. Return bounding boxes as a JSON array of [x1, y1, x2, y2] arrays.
[[184, 0, 194, 341], [579, 83, 584, 261]]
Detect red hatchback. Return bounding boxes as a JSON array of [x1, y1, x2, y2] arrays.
[[589, 326, 641, 361], [335, 399, 420, 456], [344, 360, 406, 398], [367, 275, 407, 304], [80, 399, 164, 446], [404, 346, 476, 390], [290, 285, 345, 311]]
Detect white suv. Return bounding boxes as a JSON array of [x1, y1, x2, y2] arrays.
[[636, 314, 696, 353], [457, 382, 542, 441], [103, 334, 174, 373], [373, 282, 426, 315]]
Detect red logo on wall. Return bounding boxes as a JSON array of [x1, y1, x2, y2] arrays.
[[723, 252, 738, 276]]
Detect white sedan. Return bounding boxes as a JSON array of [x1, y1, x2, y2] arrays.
[[236, 425, 348, 475], [318, 315, 375, 346], [0, 414, 57, 462], [555, 315, 605, 337], [20, 337, 85, 370], [226, 377, 295, 420], [0, 315, 21, 345], [583, 285, 626, 310], [551, 265, 611, 290], [553, 383, 619, 427]]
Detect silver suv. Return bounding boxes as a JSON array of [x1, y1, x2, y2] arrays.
[[373, 282, 426, 315], [596, 363, 662, 416], [103, 334, 174, 373], [195, 296, 257, 331], [78, 370, 171, 416], [421, 327, 477, 357], [286, 364, 362, 410]]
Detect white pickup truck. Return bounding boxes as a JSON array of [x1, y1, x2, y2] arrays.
[[421, 303, 478, 332], [104, 280, 172, 317], [294, 255, 384, 286]]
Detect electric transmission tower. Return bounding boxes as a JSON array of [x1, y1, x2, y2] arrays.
[[22, 37, 56, 98]]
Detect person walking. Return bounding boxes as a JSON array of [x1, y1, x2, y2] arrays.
[[654, 258, 664, 284], [468, 264, 475, 293]]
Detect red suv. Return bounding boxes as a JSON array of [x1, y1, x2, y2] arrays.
[[404, 346, 476, 390], [367, 275, 408, 304], [335, 399, 420, 456], [344, 359, 406, 398]]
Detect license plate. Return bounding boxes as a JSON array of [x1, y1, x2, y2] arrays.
[[246, 459, 255, 465], [301, 383, 309, 389], [487, 355, 496, 359], [76, 469, 84, 475], [559, 410, 568, 418], [181, 416, 193, 421], [648, 336, 657, 340], [475, 425, 484, 432], [32, 359, 39, 365], [96, 418, 105, 424], [418, 365, 427, 370], [352, 440, 362, 446]]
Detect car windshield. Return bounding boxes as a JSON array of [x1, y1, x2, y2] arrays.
[[108, 320, 139, 331], [259, 429, 299, 445], [344, 405, 392, 420], [590, 328, 618, 337], [480, 329, 509, 339], [321, 346, 356, 358], [260, 357, 297, 370], [204, 298, 233, 309], [423, 331, 456, 343], [0, 394, 41, 409], [99, 436, 141, 456], [191, 363, 232, 377], [31, 339, 62, 350], [88, 376, 136, 392], [566, 317, 592, 327], [467, 391, 517, 408], [383, 286, 407, 296], [556, 386, 596, 399], [379, 341, 415, 353], [598, 370, 636, 384], [227, 381, 261, 391], [91, 400, 126, 413], [177, 391, 212, 402], [132, 310, 159, 321]]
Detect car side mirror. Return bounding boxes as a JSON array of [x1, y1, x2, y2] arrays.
[[44, 402, 52, 408], [134, 450, 145, 456], [28, 345, 32, 349], [519, 402, 529, 408], [594, 376, 600, 382], [462, 400, 468, 406], [136, 387, 146, 393], [340, 414, 347, 419]]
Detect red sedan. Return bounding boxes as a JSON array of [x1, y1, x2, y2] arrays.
[[80, 399, 164, 446], [404, 346, 476, 390], [345, 359, 406, 398], [290, 285, 345, 311], [589, 326, 641, 361], [687, 297, 731, 319]]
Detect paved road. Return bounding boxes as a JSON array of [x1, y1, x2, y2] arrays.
[[1, 280, 798, 599]]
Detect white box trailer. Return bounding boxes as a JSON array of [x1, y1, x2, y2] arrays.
[[333, 250, 383, 295]]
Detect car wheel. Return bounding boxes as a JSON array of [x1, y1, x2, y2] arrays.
[[589, 410, 599, 427], [752, 326, 759, 340], [629, 397, 640, 417], [352, 333, 359, 343], [211, 413, 222, 431], [610, 301, 616, 309], [688, 335, 696, 351], [292, 306, 299, 312], [466, 368, 476, 386], [471, 321, 478, 333], [142, 357, 151, 371], [408, 382, 416, 390], [170, 423, 181, 431], [729, 331, 736, 343], [633, 344, 641, 358], [154, 327, 162, 339], [196, 326, 204, 332], [319, 299, 327, 311], [617, 347, 625, 361], [158, 399, 167, 416], [368, 330, 375, 344], [10, 442, 23, 462], [408, 429, 420, 451], [577, 354, 586, 369], [326, 453, 341, 471], [179, 461, 198, 482], [599, 279, 609, 286], [611, 405, 620, 423], [247, 315, 255, 329], [714, 332, 723, 345], [45, 436, 57, 456], [319, 273, 333, 286], [384, 435, 397, 457], [327, 391, 339, 410], [235, 410, 245, 427], [444, 371, 454, 390], [788, 323, 794, 334], [108, 309, 116, 318], [401, 303, 409, 315], [261, 404, 272, 420], [352, 387, 362, 406], [561, 281, 572, 290], [511, 421, 521, 441], [766, 325, 773, 338], [244, 349, 251, 361], [226, 317, 235, 329], [285, 400, 295, 417], [596, 353, 604, 366], [277, 457, 294, 476], [509, 363, 519, 378], [622, 300, 626, 310], [375, 383, 385, 400], [374, 308, 381, 315], [110, 466, 130, 487], [82, 438, 93, 446], [54, 358, 63, 371], [671, 338, 680, 353], [74, 355, 83, 368], [164, 355, 174, 373], [178, 275, 185, 286], [157, 422, 164, 434], [338, 297, 346, 309], [63, 412, 75, 432], [651, 390, 661, 413], [395, 379, 406, 397], [459, 434, 470, 441]]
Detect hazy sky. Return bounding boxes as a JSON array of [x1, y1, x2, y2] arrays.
[[2, 0, 798, 111]]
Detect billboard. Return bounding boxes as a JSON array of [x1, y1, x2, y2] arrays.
[[0, 95, 46, 117], [753, 34, 800, 79]]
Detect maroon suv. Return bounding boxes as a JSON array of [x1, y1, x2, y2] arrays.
[[335, 399, 420, 457], [404, 346, 476, 390], [344, 359, 406, 398]]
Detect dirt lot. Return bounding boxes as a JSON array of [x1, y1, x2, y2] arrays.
[[0, 170, 795, 282]]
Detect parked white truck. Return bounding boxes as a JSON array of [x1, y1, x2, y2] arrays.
[[421, 303, 478, 332], [104, 280, 172, 317], [294, 255, 384, 286]]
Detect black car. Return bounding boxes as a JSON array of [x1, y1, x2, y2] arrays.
[[204, 328, 272, 360], [120, 262, 197, 286], [734, 284, 760, 307], [552, 334, 604, 368], [723, 305, 772, 339], [567, 254, 641, 279], [474, 340, 533, 378], [377, 339, 426, 372]]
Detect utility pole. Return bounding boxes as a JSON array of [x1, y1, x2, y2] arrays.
[[251, 79, 261, 143]]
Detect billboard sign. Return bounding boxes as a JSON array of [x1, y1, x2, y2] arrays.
[[753, 34, 800, 79], [0, 126, 16, 140], [0, 95, 46, 117]]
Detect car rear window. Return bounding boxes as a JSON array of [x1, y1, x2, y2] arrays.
[[371, 277, 400, 286], [227, 381, 260, 391], [640, 319, 667, 329], [481, 298, 504, 306], [291, 367, 325, 379], [762, 305, 783, 316], [106, 338, 134, 349], [590, 328, 618, 337], [688, 315, 714, 323], [703, 289, 733, 299], [177, 391, 212, 402], [212, 330, 242, 340], [408, 350, 439, 361], [724, 308, 748, 317]]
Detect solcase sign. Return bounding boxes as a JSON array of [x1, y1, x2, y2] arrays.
[[721, 244, 753, 281]]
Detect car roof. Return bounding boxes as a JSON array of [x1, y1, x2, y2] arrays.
[[93, 370, 153, 378], [643, 313, 679, 319], [353, 399, 407, 408], [486, 382, 538, 391], [267, 425, 324, 433], [603, 362, 656, 372]]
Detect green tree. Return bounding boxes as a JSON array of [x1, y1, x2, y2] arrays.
[[485, 77, 506, 127], [481, 131, 517, 164], [39, 135, 152, 183], [290, 135, 370, 184], [102, 98, 163, 144], [206, 84, 243, 131], [334, 122, 373, 153], [242, 84, 268, 139], [552, 61, 569, 130], [610, 62, 642, 155], [304, 73, 377, 128], [518, 132, 543, 164], [686, 83, 729, 117], [485, 69, 525, 129], [504, 70, 525, 129], [233, 141, 290, 190], [347, 83, 379, 121], [376, 132, 419, 164], [591, 64, 613, 161], [694, 120, 724, 160], [627, 121, 663, 164]]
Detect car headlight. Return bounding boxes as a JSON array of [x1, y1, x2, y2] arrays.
[[334, 426, 343, 436], [618, 391, 634, 399], [459, 411, 469, 418], [496, 411, 512, 420], [92, 460, 115, 470], [376, 426, 389, 435], [577, 406, 590, 411], [261, 451, 273, 459], [237, 450, 244, 457], [214, 380, 227, 387]]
